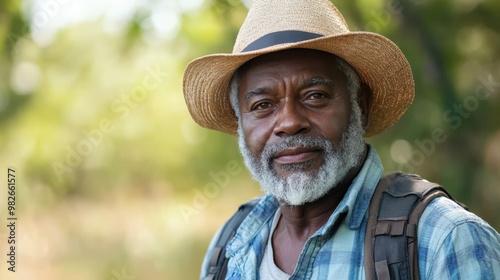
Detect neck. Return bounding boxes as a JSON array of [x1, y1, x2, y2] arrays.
[[276, 146, 368, 241]]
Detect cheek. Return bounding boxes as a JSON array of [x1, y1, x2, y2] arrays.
[[242, 118, 273, 157], [312, 108, 351, 144]]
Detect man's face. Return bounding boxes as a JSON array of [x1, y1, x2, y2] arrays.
[[236, 49, 366, 205]]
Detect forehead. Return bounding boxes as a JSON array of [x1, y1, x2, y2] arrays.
[[238, 49, 345, 85]]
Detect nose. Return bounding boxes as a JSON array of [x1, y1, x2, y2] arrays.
[[273, 100, 311, 136]]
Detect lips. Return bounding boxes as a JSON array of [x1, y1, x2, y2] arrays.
[[273, 147, 321, 165]]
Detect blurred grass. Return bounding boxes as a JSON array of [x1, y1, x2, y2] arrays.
[[0, 164, 261, 279]]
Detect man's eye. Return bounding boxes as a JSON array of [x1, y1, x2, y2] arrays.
[[308, 92, 327, 100], [252, 102, 273, 111]]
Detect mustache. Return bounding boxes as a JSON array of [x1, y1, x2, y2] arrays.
[[261, 135, 333, 163]]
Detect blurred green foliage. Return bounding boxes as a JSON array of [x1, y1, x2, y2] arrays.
[[0, 0, 498, 279]]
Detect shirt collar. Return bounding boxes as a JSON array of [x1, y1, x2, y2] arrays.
[[330, 145, 383, 230], [227, 194, 279, 256]]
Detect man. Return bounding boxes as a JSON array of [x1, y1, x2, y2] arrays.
[[183, 0, 500, 279]]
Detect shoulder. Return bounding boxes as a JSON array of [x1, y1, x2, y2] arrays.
[[420, 196, 487, 230], [417, 196, 497, 256], [200, 195, 277, 279], [418, 196, 500, 279], [418, 196, 499, 247]]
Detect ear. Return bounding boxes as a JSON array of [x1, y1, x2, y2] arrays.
[[357, 83, 372, 131]]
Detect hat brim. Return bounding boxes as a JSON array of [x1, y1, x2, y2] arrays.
[[182, 31, 414, 137]]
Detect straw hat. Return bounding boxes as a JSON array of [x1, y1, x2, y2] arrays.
[[183, 0, 414, 137]]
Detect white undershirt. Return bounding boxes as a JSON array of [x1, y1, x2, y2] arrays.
[[259, 209, 291, 280]]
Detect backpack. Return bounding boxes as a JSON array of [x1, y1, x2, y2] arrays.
[[205, 172, 464, 280]]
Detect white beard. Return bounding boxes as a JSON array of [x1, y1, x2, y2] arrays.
[[238, 103, 366, 206]]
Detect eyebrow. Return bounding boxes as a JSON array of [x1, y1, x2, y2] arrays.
[[302, 77, 334, 88], [244, 88, 266, 101], [243, 77, 334, 101]]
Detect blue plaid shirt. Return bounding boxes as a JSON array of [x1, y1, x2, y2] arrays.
[[201, 147, 500, 279]]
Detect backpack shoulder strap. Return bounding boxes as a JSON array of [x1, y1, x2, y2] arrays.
[[364, 172, 460, 280], [205, 196, 262, 280]]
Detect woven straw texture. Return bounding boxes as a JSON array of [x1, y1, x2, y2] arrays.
[[183, 0, 415, 137]]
